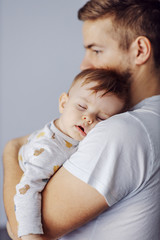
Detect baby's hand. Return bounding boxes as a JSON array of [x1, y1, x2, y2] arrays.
[[21, 234, 46, 240]]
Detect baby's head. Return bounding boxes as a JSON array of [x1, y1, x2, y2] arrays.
[[55, 68, 129, 141]]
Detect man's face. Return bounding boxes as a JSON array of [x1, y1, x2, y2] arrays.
[[81, 18, 131, 72]]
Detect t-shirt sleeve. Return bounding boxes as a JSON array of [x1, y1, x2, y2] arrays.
[[63, 113, 151, 206]]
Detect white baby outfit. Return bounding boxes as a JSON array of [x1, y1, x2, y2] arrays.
[[14, 121, 79, 237]]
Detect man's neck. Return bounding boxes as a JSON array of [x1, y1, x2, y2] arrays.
[[130, 68, 160, 107]]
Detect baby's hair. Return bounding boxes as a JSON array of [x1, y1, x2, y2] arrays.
[[69, 68, 130, 109]]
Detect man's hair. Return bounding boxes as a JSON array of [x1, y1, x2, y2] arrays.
[[78, 0, 160, 67], [69, 68, 130, 109]]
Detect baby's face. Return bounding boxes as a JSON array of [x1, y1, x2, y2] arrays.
[[57, 80, 125, 141]]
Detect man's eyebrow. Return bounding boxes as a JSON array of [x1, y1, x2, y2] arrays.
[[84, 43, 102, 49]]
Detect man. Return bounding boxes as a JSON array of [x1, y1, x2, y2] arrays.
[[3, 0, 160, 239]]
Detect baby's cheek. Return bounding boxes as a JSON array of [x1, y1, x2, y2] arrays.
[[91, 122, 98, 129]]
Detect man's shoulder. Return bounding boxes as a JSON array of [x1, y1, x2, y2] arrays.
[[89, 111, 149, 144], [97, 111, 140, 132]]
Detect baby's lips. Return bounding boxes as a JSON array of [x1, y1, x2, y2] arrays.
[[76, 125, 87, 136]]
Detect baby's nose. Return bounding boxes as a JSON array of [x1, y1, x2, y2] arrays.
[[82, 115, 93, 124]]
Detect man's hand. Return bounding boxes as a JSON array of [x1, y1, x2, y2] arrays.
[[21, 234, 47, 240], [6, 221, 20, 240], [7, 221, 49, 240]]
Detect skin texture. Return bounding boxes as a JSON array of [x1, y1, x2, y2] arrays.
[[3, 16, 160, 240]]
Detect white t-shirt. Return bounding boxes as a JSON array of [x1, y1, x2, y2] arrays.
[[63, 95, 160, 240]]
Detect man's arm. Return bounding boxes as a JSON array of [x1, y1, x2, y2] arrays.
[[3, 137, 108, 240], [42, 167, 108, 239]]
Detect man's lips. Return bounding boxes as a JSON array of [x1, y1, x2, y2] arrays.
[[75, 125, 87, 136]]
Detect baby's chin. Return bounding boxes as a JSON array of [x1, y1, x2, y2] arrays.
[[72, 134, 85, 142]]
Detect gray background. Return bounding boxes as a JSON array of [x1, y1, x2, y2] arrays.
[[0, 0, 87, 227]]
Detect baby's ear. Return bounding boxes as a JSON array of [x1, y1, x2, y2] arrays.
[[59, 92, 69, 113]]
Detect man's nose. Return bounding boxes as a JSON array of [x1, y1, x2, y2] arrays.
[[80, 57, 94, 70], [82, 115, 93, 124]]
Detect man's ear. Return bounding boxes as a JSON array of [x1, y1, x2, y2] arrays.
[[59, 92, 69, 114], [134, 36, 151, 65]]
